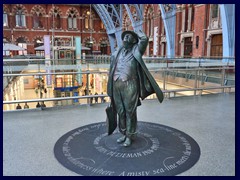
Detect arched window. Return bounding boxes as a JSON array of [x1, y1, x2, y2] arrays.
[[33, 11, 43, 28], [17, 37, 27, 55], [68, 10, 77, 29], [34, 39, 44, 56], [147, 14, 153, 37], [52, 9, 61, 29], [123, 15, 130, 30], [3, 37, 10, 56], [191, 7, 194, 31], [147, 7, 153, 37], [85, 11, 93, 29], [100, 41, 107, 55], [184, 5, 188, 32], [85, 38, 93, 55], [161, 21, 165, 35], [100, 21, 105, 30], [15, 7, 26, 27], [211, 4, 219, 18], [3, 11, 8, 27]]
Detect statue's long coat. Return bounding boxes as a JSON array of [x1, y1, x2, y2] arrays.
[[107, 38, 164, 104]]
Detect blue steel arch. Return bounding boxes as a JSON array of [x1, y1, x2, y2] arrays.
[[124, 4, 143, 31], [159, 4, 176, 58], [92, 4, 235, 59], [93, 4, 122, 52], [220, 4, 235, 61]]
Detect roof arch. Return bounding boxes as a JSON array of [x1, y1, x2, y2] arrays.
[[91, 4, 234, 58]]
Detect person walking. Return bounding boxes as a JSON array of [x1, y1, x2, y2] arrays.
[[36, 102, 41, 108], [16, 103, 22, 109], [100, 92, 105, 103], [94, 92, 98, 103], [90, 93, 93, 104], [24, 102, 29, 109]]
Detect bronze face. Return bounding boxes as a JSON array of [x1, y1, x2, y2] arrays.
[[123, 33, 137, 49]]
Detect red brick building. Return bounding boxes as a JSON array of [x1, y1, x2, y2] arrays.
[[3, 4, 224, 58], [3, 4, 110, 57]]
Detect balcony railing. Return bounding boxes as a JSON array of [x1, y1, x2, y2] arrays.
[[3, 56, 235, 111]]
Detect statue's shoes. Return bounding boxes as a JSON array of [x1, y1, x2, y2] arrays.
[[123, 137, 132, 147], [117, 136, 126, 143]]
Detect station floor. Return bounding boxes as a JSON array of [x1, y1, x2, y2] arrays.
[[3, 93, 235, 176]]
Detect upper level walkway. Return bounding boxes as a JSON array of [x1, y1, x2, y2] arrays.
[[3, 93, 235, 176]]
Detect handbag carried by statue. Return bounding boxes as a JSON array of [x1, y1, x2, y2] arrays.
[[105, 103, 117, 135]]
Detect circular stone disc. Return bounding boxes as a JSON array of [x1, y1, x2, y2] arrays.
[[54, 122, 200, 176]]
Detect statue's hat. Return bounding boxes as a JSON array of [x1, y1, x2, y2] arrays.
[[121, 31, 139, 43]]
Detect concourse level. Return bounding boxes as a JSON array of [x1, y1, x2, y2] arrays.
[[3, 93, 235, 176]]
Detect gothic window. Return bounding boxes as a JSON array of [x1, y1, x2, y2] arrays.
[[211, 4, 219, 18], [68, 10, 77, 29], [16, 37, 27, 55], [147, 14, 153, 37], [34, 39, 43, 48], [123, 15, 131, 30], [85, 11, 93, 29], [191, 7, 194, 31], [3, 37, 10, 56], [15, 7, 26, 27], [184, 6, 188, 32], [161, 21, 165, 35], [100, 41, 107, 55], [85, 12, 89, 29], [161, 42, 167, 57], [133, 12, 137, 21], [33, 11, 43, 28], [85, 38, 93, 54], [34, 39, 44, 56], [3, 11, 8, 27], [52, 9, 61, 29], [210, 4, 221, 29], [100, 21, 105, 30], [147, 7, 153, 37]]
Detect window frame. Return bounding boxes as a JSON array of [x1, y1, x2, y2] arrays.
[[33, 12, 43, 29], [68, 13, 77, 29], [15, 8, 26, 27], [3, 12, 8, 27]]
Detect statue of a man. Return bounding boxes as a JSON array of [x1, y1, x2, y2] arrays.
[[107, 30, 164, 147]]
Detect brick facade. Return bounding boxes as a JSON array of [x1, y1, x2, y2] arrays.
[[3, 4, 224, 58], [3, 4, 110, 55]]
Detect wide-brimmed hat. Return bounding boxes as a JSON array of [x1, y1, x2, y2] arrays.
[[121, 30, 139, 43]]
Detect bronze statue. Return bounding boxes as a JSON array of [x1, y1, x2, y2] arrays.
[[106, 30, 164, 147]]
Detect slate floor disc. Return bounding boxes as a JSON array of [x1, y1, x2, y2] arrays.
[[54, 121, 200, 176]]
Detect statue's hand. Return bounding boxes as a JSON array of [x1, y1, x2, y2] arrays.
[[134, 29, 142, 34], [135, 29, 145, 37], [134, 29, 148, 53]]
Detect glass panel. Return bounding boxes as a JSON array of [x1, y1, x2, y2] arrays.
[[16, 15, 20, 26], [33, 14, 39, 28], [39, 15, 43, 28], [90, 17, 93, 29], [73, 18, 77, 28], [68, 17, 72, 28], [3, 13, 8, 26], [21, 14, 26, 26], [85, 18, 88, 28], [56, 15, 61, 28], [211, 5, 219, 18]]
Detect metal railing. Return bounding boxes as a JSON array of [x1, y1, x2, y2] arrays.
[[3, 57, 235, 111]]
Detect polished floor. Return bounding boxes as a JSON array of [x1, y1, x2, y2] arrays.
[[3, 93, 235, 176]]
